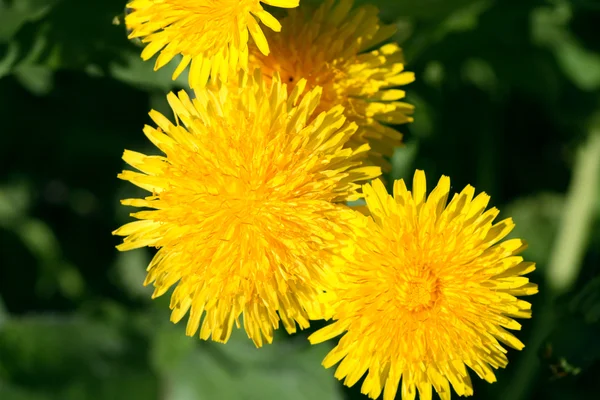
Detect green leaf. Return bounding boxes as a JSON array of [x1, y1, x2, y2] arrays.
[[0, 314, 160, 400], [569, 276, 600, 324], [554, 37, 600, 91], [58, 365, 158, 400], [113, 249, 153, 300], [0, 315, 125, 382], [0, 0, 133, 75], [504, 193, 564, 266], [152, 325, 342, 400], [0, 182, 31, 227], [0, 381, 50, 400], [532, 2, 600, 91], [0, 42, 19, 78], [109, 51, 188, 92], [0, 182, 85, 299], [391, 140, 419, 182], [0, 0, 60, 41], [13, 64, 53, 95]]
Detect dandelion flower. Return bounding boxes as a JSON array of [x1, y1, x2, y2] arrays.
[[125, 0, 299, 88], [309, 170, 538, 400], [113, 70, 380, 347], [249, 0, 415, 171]]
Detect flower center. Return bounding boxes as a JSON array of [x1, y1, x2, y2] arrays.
[[397, 273, 440, 312]]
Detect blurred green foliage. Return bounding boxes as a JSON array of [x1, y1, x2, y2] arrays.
[[1, 0, 600, 399]]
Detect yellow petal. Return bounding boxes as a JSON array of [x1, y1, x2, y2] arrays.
[[247, 16, 270, 55]]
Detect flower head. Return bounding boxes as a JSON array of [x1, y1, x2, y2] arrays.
[[113, 70, 380, 347], [249, 0, 415, 171], [125, 0, 299, 88], [309, 171, 538, 400]]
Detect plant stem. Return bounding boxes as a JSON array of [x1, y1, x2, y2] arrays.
[[547, 132, 600, 293], [502, 129, 600, 400]]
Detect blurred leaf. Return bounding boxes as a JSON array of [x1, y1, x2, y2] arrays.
[[405, 93, 434, 140], [13, 64, 53, 95], [440, 0, 493, 33], [554, 37, 600, 91], [531, 2, 571, 46], [0, 42, 19, 78], [0, 314, 160, 400], [56, 266, 84, 299], [151, 321, 194, 366], [17, 219, 60, 262], [0, 183, 85, 299], [0, 315, 125, 382], [16, 217, 84, 299], [113, 250, 153, 300], [0, 182, 30, 226], [569, 276, 600, 324], [0, 0, 61, 78], [152, 326, 342, 400], [461, 58, 497, 93], [109, 51, 187, 92], [422, 60, 444, 87], [504, 193, 564, 266], [58, 365, 158, 400], [0, 0, 132, 76], [224, 332, 342, 400], [391, 141, 419, 182], [532, 2, 600, 91], [0, 381, 50, 400], [0, 0, 60, 41]]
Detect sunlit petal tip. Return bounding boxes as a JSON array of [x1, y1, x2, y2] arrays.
[[412, 169, 427, 204], [262, 0, 299, 8], [254, 10, 282, 32], [436, 175, 451, 191]]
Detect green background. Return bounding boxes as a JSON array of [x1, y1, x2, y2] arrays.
[[1, 0, 600, 399]]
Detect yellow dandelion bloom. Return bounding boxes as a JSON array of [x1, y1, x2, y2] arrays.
[[125, 0, 299, 88], [309, 170, 538, 400], [113, 70, 381, 347], [248, 0, 415, 171]]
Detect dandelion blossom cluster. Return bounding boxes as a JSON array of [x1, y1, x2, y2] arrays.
[[125, 0, 299, 88], [310, 171, 538, 400], [249, 0, 415, 170], [113, 71, 380, 347], [117, 1, 538, 397]]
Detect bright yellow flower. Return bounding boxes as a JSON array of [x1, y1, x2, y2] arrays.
[[113, 70, 380, 347], [125, 0, 299, 88], [249, 0, 415, 171], [310, 171, 538, 400]]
